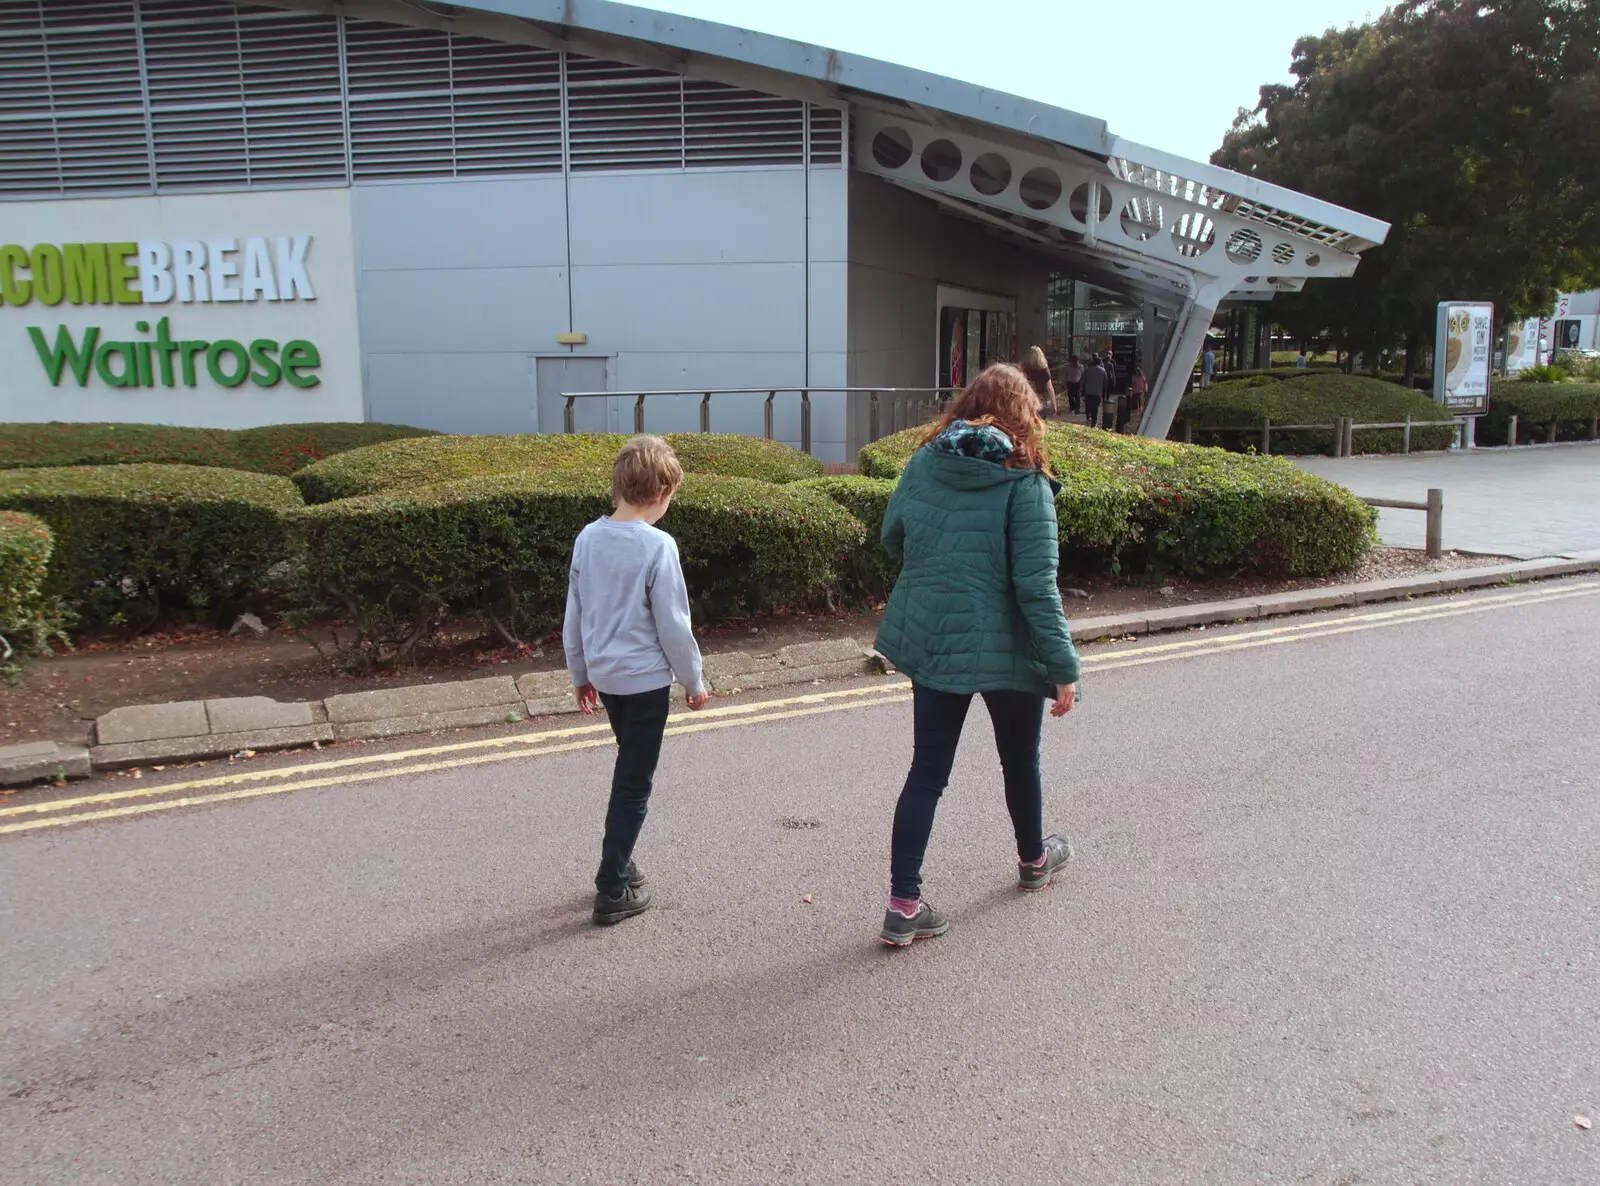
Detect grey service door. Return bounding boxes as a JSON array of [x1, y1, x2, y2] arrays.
[[535, 357, 610, 434]]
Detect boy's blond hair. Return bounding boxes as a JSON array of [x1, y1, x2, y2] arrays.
[[611, 434, 683, 506]]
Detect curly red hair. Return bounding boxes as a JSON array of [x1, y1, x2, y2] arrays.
[[924, 363, 1052, 473]]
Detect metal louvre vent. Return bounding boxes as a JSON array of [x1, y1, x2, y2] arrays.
[[683, 79, 803, 167], [0, 0, 837, 198], [808, 105, 844, 165], [567, 57, 684, 171]]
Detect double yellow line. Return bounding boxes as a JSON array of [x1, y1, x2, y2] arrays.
[[2, 579, 1593, 837]]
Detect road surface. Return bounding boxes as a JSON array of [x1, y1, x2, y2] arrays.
[[3, 579, 1598, 1184]]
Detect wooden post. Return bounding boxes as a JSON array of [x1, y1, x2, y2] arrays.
[[1591, 414, 1598, 441], [1330, 419, 1342, 457], [1181, 419, 1193, 444], [700, 393, 712, 434], [1547, 418, 1558, 444], [801, 391, 813, 456], [1507, 414, 1518, 446], [634, 395, 646, 434], [1402, 415, 1411, 455], [1260, 417, 1272, 454], [563, 396, 575, 434], [763, 391, 775, 440], [1425, 488, 1444, 558]]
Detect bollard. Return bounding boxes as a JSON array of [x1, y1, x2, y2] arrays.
[[1425, 488, 1443, 558], [1507, 414, 1518, 447], [700, 392, 711, 434], [1402, 415, 1411, 454], [1260, 417, 1272, 455]]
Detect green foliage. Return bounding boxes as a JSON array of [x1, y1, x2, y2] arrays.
[[1485, 380, 1600, 443], [1181, 373, 1457, 453], [859, 422, 1376, 577], [0, 421, 435, 476], [1208, 366, 1346, 384], [0, 510, 67, 657], [293, 432, 822, 503], [792, 476, 900, 603], [1214, 1, 1600, 362], [289, 472, 863, 661], [1516, 363, 1569, 384], [1552, 350, 1600, 381], [0, 464, 302, 628]]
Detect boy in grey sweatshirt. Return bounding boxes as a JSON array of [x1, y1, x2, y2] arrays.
[[564, 435, 709, 925]]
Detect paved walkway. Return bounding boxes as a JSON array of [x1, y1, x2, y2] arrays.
[[1295, 442, 1600, 559]]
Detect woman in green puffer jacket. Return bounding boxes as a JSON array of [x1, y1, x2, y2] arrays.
[[874, 363, 1082, 947]]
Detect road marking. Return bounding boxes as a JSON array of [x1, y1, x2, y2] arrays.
[[5, 579, 1593, 837]]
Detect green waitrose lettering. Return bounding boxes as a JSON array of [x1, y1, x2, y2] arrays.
[[28, 318, 321, 389]]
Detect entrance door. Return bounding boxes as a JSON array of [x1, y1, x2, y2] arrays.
[[535, 357, 610, 434]]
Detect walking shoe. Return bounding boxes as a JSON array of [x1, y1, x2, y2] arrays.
[[593, 884, 653, 926], [1018, 833, 1074, 892], [878, 901, 950, 947], [627, 860, 646, 888]]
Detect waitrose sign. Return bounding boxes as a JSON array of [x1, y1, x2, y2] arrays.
[[1, 237, 322, 389]]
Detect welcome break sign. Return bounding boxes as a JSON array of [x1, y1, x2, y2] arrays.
[[0, 236, 323, 390]]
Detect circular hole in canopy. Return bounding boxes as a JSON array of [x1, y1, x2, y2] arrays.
[[969, 152, 1012, 196], [920, 139, 962, 182], [1019, 167, 1062, 210], [871, 126, 913, 170]]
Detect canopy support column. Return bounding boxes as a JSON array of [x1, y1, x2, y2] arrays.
[[1137, 280, 1228, 441]]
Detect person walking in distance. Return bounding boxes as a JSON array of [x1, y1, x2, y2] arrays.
[[1082, 353, 1108, 428], [564, 435, 712, 926], [1201, 344, 1216, 388], [1062, 353, 1084, 415], [872, 364, 1082, 946], [1020, 345, 1058, 416], [1101, 349, 1118, 394]]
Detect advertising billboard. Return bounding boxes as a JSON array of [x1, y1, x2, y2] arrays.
[[1433, 301, 1493, 416]]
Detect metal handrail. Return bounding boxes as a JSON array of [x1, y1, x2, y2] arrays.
[[558, 387, 960, 455]]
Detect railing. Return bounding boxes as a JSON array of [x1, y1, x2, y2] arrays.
[[559, 387, 958, 455], [1360, 488, 1444, 558], [1179, 415, 1441, 457]]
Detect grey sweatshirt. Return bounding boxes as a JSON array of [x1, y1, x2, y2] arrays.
[[563, 517, 705, 697]]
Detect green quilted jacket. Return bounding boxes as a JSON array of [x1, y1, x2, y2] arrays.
[[874, 423, 1081, 696]]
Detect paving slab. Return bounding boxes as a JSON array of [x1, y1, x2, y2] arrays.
[[325, 676, 520, 724], [205, 696, 318, 734], [96, 700, 210, 746], [0, 739, 91, 785]]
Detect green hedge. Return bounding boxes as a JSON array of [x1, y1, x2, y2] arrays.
[[0, 464, 302, 627], [1484, 380, 1600, 444], [858, 422, 1375, 577], [1180, 374, 1456, 454], [289, 472, 863, 657], [0, 421, 435, 475], [293, 432, 823, 503], [1208, 366, 1346, 384], [0, 510, 56, 653], [792, 476, 900, 603]]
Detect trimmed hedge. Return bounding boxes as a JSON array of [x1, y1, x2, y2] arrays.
[[1180, 374, 1456, 454], [0, 421, 435, 475], [0, 510, 55, 653], [792, 476, 899, 603], [293, 432, 824, 503], [289, 472, 863, 656], [1208, 365, 1346, 383], [0, 464, 303, 627], [1485, 380, 1600, 444], [858, 422, 1376, 577]]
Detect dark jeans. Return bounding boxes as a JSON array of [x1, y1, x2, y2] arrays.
[[889, 684, 1046, 900], [595, 686, 671, 895], [1066, 381, 1083, 413], [1084, 395, 1102, 428]]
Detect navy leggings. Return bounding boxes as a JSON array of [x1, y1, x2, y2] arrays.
[[889, 683, 1046, 899]]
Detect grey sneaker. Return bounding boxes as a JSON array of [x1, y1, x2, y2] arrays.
[[879, 900, 950, 947], [627, 860, 646, 888], [593, 884, 653, 925], [1018, 833, 1073, 892]]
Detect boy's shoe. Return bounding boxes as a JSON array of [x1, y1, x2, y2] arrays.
[[1018, 833, 1074, 892], [627, 860, 646, 888], [879, 900, 949, 947], [593, 885, 653, 926]]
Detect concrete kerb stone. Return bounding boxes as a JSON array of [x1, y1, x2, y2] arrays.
[[96, 700, 210, 745], [324, 676, 520, 724], [90, 724, 335, 770], [331, 706, 527, 743], [206, 696, 321, 733], [0, 740, 92, 786]]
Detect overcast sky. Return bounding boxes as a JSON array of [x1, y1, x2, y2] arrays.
[[645, 0, 1387, 162]]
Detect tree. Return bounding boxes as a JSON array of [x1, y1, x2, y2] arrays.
[[1214, 0, 1600, 376]]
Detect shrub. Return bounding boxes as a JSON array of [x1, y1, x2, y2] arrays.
[[859, 422, 1375, 577], [289, 472, 862, 659], [1208, 365, 1346, 384], [1484, 380, 1600, 444], [0, 510, 64, 657], [0, 464, 302, 628], [293, 432, 822, 503], [792, 476, 900, 603], [1180, 373, 1456, 454], [0, 421, 435, 475]]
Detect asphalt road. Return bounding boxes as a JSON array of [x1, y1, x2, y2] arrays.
[[3, 580, 1598, 1184]]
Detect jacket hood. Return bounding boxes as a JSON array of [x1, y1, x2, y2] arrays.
[[918, 422, 1058, 493]]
